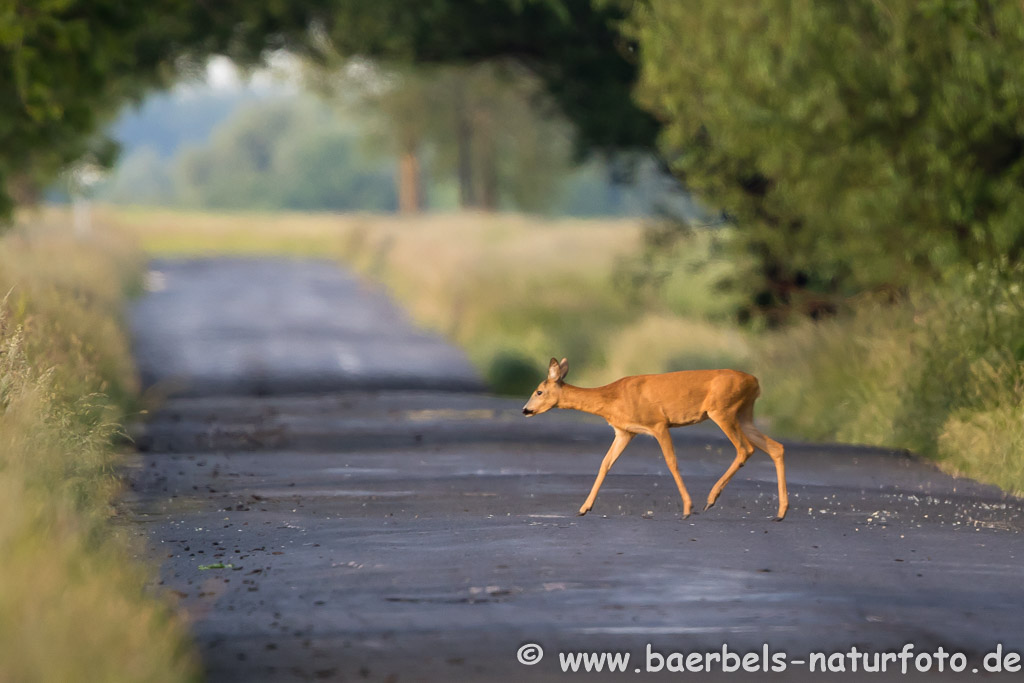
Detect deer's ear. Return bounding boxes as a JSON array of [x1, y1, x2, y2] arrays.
[[557, 357, 569, 381], [547, 357, 561, 380]]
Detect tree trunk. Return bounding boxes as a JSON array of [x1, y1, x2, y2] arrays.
[[397, 147, 421, 214], [454, 79, 477, 209], [475, 107, 499, 212], [7, 173, 40, 207]]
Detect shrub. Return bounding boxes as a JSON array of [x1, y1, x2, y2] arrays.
[[756, 263, 1024, 493], [486, 351, 543, 396]]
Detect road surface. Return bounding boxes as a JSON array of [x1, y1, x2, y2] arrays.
[[126, 258, 1024, 682]]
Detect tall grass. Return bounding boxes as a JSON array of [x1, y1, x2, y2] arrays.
[[757, 264, 1024, 493], [336, 212, 646, 389], [0, 210, 198, 682]]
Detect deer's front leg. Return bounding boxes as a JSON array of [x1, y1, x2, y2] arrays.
[[579, 428, 634, 516], [652, 425, 693, 518]]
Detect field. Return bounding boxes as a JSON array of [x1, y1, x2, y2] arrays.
[[81, 204, 1024, 495], [0, 207, 198, 682]]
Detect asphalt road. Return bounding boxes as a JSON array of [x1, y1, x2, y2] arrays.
[[126, 258, 1024, 682]]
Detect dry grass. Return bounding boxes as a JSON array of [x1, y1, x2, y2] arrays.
[[96, 205, 354, 257], [0, 207, 199, 682], [600, 314, 751, 382]]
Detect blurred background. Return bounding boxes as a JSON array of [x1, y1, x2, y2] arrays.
[[89, 56, 686, 217], [2, 2, 1024, 678]]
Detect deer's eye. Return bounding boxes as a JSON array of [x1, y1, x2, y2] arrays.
[[536, 390, 543, 395]]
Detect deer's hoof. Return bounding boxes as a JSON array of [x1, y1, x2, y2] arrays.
[[577, 509, 589, 517], [772, 515, 786, 522], [703, 501, 715, 512]]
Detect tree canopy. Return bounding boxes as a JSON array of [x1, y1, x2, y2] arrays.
[[0, 0, 188, 213], [626, 0, 1024, 319], [1, 0, 655, 217]]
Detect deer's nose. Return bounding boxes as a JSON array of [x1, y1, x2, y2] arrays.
[[522, 408, 534, 416]]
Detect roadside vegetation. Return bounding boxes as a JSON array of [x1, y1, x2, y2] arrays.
[[99, 204, 1024, 494], [0, 209, 198, 682], [758, 266, 1024, 494]]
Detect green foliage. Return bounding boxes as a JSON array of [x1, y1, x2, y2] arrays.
[[424, 62, 576, 212], [485, 351, 542, 396], [97, 81, 670, 216], [626, 0, 1024, 319], [169, 96, 396, 211], [308, 60, 579, 212], [0, 0, 198, 216], [614, 222, 749, 321], [314, 0, 658, 153]]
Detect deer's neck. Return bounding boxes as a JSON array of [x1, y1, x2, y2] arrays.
[[557, 383, 616, 421]]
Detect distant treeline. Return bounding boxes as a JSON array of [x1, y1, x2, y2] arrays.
[[93, 67, 684, 217]]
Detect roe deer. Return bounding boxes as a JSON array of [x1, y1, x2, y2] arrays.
[[522, 358, 788, 520]]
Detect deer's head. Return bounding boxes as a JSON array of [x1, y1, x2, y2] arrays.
[[522, 357, 568, 416]]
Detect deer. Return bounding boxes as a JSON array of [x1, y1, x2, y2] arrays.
[[521, 358, 788, 520]]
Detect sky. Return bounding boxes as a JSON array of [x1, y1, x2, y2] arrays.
[[197, 53, 302, 94]]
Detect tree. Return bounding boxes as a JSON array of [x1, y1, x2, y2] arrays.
[[1, 0, 658, 221], [417, 61, 576, 212], [305, 61, 432, 213], [304, 0, 658, 154], [309, 58, 579, 213], [96, 146, 174, 205], [172, 96, 396, 211], [625, 0, 1024, 321], [0, 0, 201, 217]]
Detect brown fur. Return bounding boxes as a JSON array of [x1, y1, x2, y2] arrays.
[[522, 358, 788, 520]]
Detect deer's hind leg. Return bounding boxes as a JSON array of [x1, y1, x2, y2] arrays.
[[738, 406, 788, 520], [704, 409, 755, 513]]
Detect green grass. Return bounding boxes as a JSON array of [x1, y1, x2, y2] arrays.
[[0, 208, 199, 682], [97, 203, 1024, 495]]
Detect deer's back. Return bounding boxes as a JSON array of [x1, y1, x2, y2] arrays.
[[614, 369, 759, 428]]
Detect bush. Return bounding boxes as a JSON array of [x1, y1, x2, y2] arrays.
[[486, 351, 542, 396], [756, 264, 1024, 493]]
